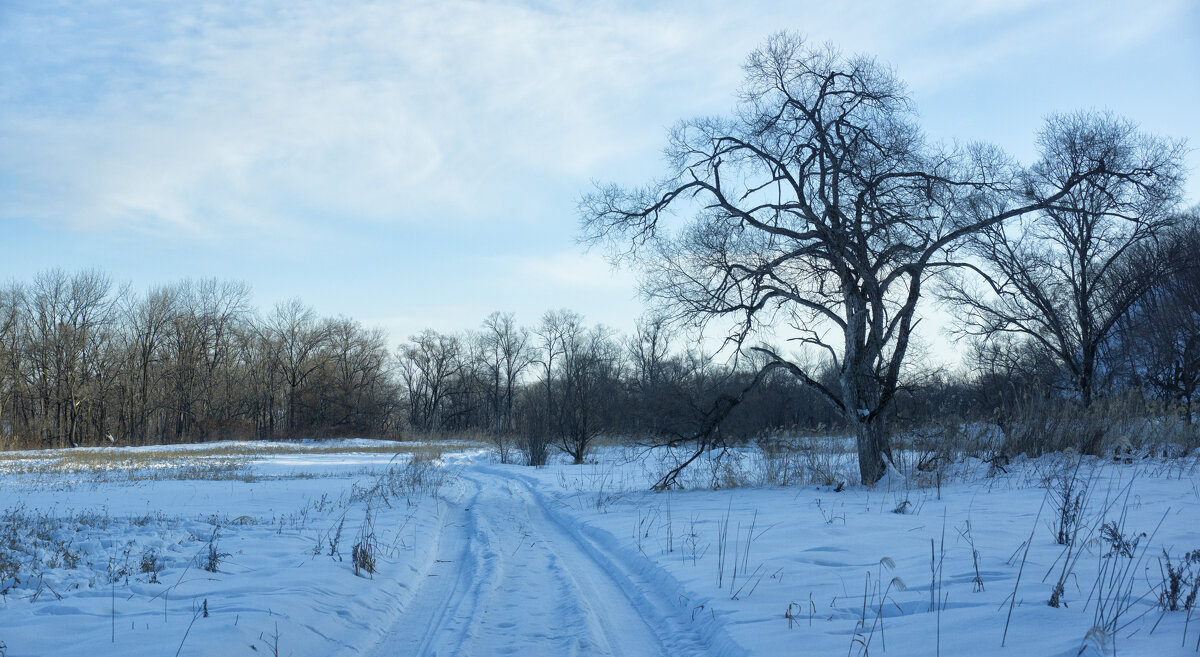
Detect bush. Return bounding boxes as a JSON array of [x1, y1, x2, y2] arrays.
[[1159, 549, 1200, 612], [1047, 467, 1089, 546], [352, 507, 377, 578], [197, 530, 231, 573], [140, 546, 163, 583], [1099, 521, 1144, 559], [521, 432, 550, 467], [995, 393, 1195, 462]]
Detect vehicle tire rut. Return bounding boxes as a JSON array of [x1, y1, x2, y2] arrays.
[[368, 467, 726, 657]]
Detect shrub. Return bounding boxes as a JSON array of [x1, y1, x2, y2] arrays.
[[1099, 521, 1144, 559], [352, 508, 377, 578], [1159, 549, 1200, 612], [140, 546, 163, 583], [1047, 466, 1089, 546], [197, 530, 231, 573]]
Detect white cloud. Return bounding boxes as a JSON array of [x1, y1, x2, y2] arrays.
[[510, 249, 638, 293], [0, 0, 1194, 245], [0, 1, 750, 240]]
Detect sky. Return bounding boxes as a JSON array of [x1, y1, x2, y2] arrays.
[[2, 0, 1198, 363]]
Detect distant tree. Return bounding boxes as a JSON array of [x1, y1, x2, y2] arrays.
[[397, 329, 465, 433], [237, 318, 283, 439], [524, 310, 577, 465], [265, 299, 329, 436], [319, 318, 391, 434], [0, 283, 25, 442], [626, 315, 675, 435], [581, 33, 1116, 484], [0, 270, 408, 447], [964, 333, 1059, 411], [555, 323, 622, 464], [122, 285, 176, 442], [20, 269, 118, 447], [476, 312, 533, 462], [191, 279, 252, 429], [1112, 211, 1200, 420], [942, 112, 1187, 407]]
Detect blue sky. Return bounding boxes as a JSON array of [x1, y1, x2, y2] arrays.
[[2, 0, 1198, 358]]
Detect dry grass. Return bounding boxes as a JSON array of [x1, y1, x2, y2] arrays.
[[994, 394, 1200, 462], [0, 439, 475, 481], [0, 451, 252, 481]]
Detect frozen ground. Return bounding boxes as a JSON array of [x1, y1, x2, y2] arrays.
[[0, 440, 1198, 656]]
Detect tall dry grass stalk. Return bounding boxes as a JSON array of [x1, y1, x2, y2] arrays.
[[995, 392, 1198, 463]]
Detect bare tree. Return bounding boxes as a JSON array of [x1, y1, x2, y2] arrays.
[[320, 318, 391, 433], [191, 279, 252, 431], [581, 34, 1111, 484], [524, 309, 577, 465], [236, 318, 282, 439], [265, 298, 329, 436], [626, 315, 676, 436], [628, 315, 673, 395], [0, 284, 25, 443], [397, 329, 465, 433], [0, 270, 409, 447], [1112, 211, 1200, 420], [942, 112, 1187, 408], [476, 312, 533, 462], [17, 269, 119, 446], [122, 286, 176, 442], [555, 323, 622, 464]]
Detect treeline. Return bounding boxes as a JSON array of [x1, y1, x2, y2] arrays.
[[394, 311, 841, 464], [0, 272, 395, 448], [0, 270, 840, 453]]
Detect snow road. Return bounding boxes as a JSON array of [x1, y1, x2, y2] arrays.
[[368, 467, 733, 657]]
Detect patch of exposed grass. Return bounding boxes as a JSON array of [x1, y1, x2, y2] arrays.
[[0, 451, 254, 482], [0, 439, 472, 482]]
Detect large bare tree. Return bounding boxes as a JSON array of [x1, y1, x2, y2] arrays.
[[1112, 211, 1200, 419], [580, 34, 1121, 484], [941, 112, 1187, 408]]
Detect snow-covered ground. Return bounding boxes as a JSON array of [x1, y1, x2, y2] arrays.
[[1, 440, 1198, 656]]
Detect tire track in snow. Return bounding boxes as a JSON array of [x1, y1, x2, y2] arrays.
[[466, 476, 596, 656], [367, 476, 500, 656], [368, 466, 734, 657], [490, 467, 746, 657]]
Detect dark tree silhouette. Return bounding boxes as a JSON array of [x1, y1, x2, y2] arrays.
[[581, 33, 1119, 484], [942, 112, 1187, 407]]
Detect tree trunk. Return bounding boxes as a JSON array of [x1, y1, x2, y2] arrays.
[[852, 413, 890, 486]]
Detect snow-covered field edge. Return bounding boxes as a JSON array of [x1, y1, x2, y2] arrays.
[[0, 440, 480, 656]]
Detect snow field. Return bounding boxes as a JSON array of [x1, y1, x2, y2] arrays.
[[0, 442, 473, 656], [532, 447, 1200, 656], [0, 440, 1198, 656]]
